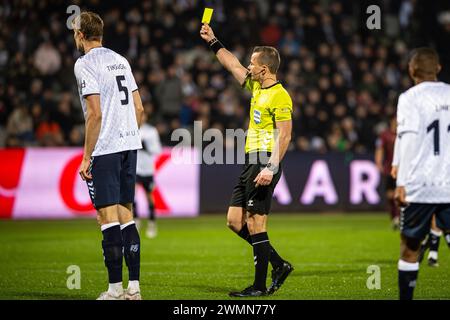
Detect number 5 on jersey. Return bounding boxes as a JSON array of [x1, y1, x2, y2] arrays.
[[116, 75, 129, 105]]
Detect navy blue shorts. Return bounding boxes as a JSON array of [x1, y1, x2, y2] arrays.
[[136, 175, 154, 193], [400, 203, 450, 240], [86, 150, 137, 209]]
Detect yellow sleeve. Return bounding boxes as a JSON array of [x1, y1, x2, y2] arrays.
[[271, 91, 293, 121], [242, 74, 259, 92]]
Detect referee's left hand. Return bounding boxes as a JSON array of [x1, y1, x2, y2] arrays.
[[254, 168, 273, 188]]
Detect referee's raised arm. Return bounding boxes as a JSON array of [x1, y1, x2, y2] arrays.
[[200, 24, 248, 85]]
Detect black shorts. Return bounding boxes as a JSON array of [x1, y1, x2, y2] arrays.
[[401, 203, 450, 239], [87, 150, 137, 209], [136, 175, 154, 193], [229, 152, 282, 215]]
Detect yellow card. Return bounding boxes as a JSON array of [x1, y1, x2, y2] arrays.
[[202, 8, 214, 24]]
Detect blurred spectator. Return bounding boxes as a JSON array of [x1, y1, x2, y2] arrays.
[[6, 104, 34, 145], [1, 0, 449, 154], [155, 65, 183, 122], [35, 111, 64, 147], [34, 41, 61, 75]]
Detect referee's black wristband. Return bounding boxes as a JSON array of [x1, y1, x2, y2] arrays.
[[208, 38, 224, 54]]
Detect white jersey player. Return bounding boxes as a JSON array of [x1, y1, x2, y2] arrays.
[[73, 12, 144, 300], [394, 47, 450, 301], [74, 46, 142, 156], [134, 112, 162, 238]]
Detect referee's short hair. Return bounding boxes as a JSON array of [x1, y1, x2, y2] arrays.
[[73, 11, 104, 41], [253, 46, 280, 74], [408, 47, 440, 79]]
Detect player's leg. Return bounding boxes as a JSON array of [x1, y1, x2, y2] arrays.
[[147, 176, 156, 221], [229, 211, 270, 297], [435, 204, 450, 258], [133, 177, 143, 230], [386, 176, 400, 229], [119, 150, 141, 300], [118, 203, 141, 300], [398, 203, 434, 300], [399, 234, 421, 300], [229, 163, 292, 297], [145, 176, 157, 238], [227, 206, 286, 270], [445, 229, 450, 249], [426, 215, 442, 266], [88, 153, 124, 300], [247, 212, 270, 293], [96, 205, 124, 300]]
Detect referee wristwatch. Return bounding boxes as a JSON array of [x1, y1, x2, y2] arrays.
[[265, 162, 278, 172]]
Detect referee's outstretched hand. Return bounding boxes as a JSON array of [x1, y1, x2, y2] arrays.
[[200, 23, 215, 42]]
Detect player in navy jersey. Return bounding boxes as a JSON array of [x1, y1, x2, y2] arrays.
[[73, 12, 144, 300]]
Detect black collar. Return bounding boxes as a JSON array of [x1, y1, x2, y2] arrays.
[[261, 81, 280, 90]]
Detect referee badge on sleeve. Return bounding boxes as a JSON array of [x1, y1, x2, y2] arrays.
[[254, 109, 261, 124]]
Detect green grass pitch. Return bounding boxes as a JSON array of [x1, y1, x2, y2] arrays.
[[0, 213, 449, 300]]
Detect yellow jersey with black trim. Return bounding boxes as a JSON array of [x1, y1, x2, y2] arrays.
[[243, 77, 293, 153]]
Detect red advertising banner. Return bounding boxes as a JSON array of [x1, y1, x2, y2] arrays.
[[0, 148, 199, 219]]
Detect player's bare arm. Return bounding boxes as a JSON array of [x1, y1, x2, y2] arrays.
[[391, 135, 400, 179], [254, 120, 292, 188], [79, 94, 102, 181], [394, 186, 407, 207], [374, 145, 384, 172], [394, 130, 417, 207], [132, 90, 144, 128], [200, 24, 248, 85], [391, 165, 398, 179]]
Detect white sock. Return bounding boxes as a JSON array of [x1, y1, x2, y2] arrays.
[[128, 280, 140, 292], [428, 250, 438, 260], [108, 282, 123, 295], [430, 229, 443, 237], [398, 259, 419, 271]]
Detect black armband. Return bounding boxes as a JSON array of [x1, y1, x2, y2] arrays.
[[208, 38, 224, 54]]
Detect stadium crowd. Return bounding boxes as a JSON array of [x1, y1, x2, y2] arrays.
[[1, 0, 450, 153]]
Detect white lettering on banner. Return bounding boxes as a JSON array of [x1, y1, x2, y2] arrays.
[[300, 160, 338, 205], [273, 173, 292, 205], [350, 160, 380, 204]]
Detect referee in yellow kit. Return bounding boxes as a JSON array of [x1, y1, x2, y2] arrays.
[[200, 24, 294, 297]]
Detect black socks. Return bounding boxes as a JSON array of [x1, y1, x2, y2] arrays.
[[149, 201, 155, 221], [251, 232, 271, 291], [429, 230, 441, 252], [238, 224, 284, 269], [101, 223, 123, 284], [398, 260, 419, 300], [121, 221, 141, 281]]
